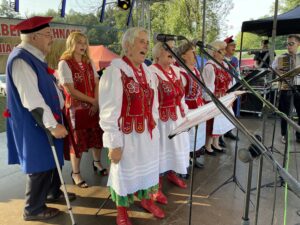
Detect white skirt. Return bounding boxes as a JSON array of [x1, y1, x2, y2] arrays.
[[213, 107, 235, 135], [107, 126, 160, 197], [189, 122, 206, 151], [158, 108, 190, 175]]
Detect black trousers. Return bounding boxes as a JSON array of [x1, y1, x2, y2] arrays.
[[24, 168, 61, 216], [278, 86, 300, 137]]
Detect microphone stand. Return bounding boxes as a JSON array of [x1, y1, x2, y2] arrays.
[[196, 44, 300, 223], [197, 42, 300, 133], [207, 58, 246, 197], [162, 41, 300, 201]]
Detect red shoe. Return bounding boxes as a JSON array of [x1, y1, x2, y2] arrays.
[[151, 190, 168, 205], [167, 171, 187, 189], [116, 206, 132, 225], [151, 177, 168, 204], [140, 199, 165, 219]]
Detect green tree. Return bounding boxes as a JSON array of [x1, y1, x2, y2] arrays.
[[280, 0, 300, 12], [150, 0, 233, 43], [235, 32, 262, 51]]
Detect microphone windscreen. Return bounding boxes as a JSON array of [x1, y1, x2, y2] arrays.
[[238, 148, 253, 163]]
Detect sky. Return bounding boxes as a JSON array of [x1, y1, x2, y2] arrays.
[[224, 0, 274, 38], [17, 0, 275, 37]]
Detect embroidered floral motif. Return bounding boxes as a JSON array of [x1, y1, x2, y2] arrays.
[[162, 83, 172, 93], [127, 80, 140, 93], [74, 73, 84, 83]]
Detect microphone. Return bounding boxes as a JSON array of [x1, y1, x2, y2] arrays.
[[238, 135, 262, 163], [248, 49, 269, 55], [193, 39, 220, 52], [154, 33, 186, 42]]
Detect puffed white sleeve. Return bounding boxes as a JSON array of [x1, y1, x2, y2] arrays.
[[58, 60, 73, 84], [202, 64, 215, 101], [98, 66, 124, 149]]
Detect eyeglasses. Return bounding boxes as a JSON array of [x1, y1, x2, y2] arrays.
[[287, 42, 296, 47], [36, 33, 53, 39]]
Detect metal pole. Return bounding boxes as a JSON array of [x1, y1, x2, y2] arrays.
[[200, 0, 206, 72], [242, 160, 253, 225], [269, 0, 279, 64]]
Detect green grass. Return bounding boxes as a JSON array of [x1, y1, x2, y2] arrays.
[[0, 96, 6, 132]]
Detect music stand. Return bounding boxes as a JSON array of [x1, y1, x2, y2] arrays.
[[164, 40, 300, 200], [169, 92, 243, 225]]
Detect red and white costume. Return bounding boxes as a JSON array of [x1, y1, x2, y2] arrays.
[[180, 67, 206, 149], [149, 64, 190, 175], [202, 60, 235, 136], [58, 59, 103, 158], [99, 57, 160, 197]]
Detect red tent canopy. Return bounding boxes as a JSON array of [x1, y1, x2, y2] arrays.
[[89, 45, 119, 71]]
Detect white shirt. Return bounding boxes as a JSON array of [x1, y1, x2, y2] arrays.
[[11, 42, 64, 129]]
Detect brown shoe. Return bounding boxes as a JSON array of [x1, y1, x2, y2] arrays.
[[23, 207, 60, 221]]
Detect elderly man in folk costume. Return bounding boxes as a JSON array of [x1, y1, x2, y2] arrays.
[[202, 40, 235, 156], [99, 27, 165, 225], [148, 41, 190, 205], [4, 16, 74, 221]]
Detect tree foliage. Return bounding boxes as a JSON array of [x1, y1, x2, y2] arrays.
[[0, 0, 19, 18], [279, 0, 300, 12], [150, 0, 233, 43]]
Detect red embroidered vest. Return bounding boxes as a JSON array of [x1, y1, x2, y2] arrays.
[[207, 62, 232, 98], [119, 57, 156, 137], [181, 68, 204, 109], [64, 59, 95, 108], [155, 64, 185, 122]]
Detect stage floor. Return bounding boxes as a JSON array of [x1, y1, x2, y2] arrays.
[[0, 117, 299, 225]]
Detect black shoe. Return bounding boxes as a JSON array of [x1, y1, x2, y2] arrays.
[[194, 160, 205, 169], [179, 173, 190, 179], [190, 147, 205, 158], [219, 136, 227, 148], [211, 145, 226, 153], [224, 131, 239, 141], [23, 207, 60, 221], [203, 146, 217, 156], [190, 158, 205, 168], [46, 191, 76, 203]]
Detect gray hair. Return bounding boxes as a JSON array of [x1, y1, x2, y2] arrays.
[[152, 40, 175, 63], [152, 42, 164, 63], [208, 40, 227, 56], [121, 27, 148, 55]]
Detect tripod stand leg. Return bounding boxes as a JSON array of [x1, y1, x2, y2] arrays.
[[95, 194, 111, 215], [208, 176, 233, 197], [209, 129, 245, 197]]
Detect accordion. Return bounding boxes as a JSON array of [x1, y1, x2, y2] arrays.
[[277, 54, 294, 89]]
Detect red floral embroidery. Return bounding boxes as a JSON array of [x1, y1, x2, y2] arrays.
[[47, 67, 55, 75], [3, 108, 11, 118], [53, 112, 60, 121]]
